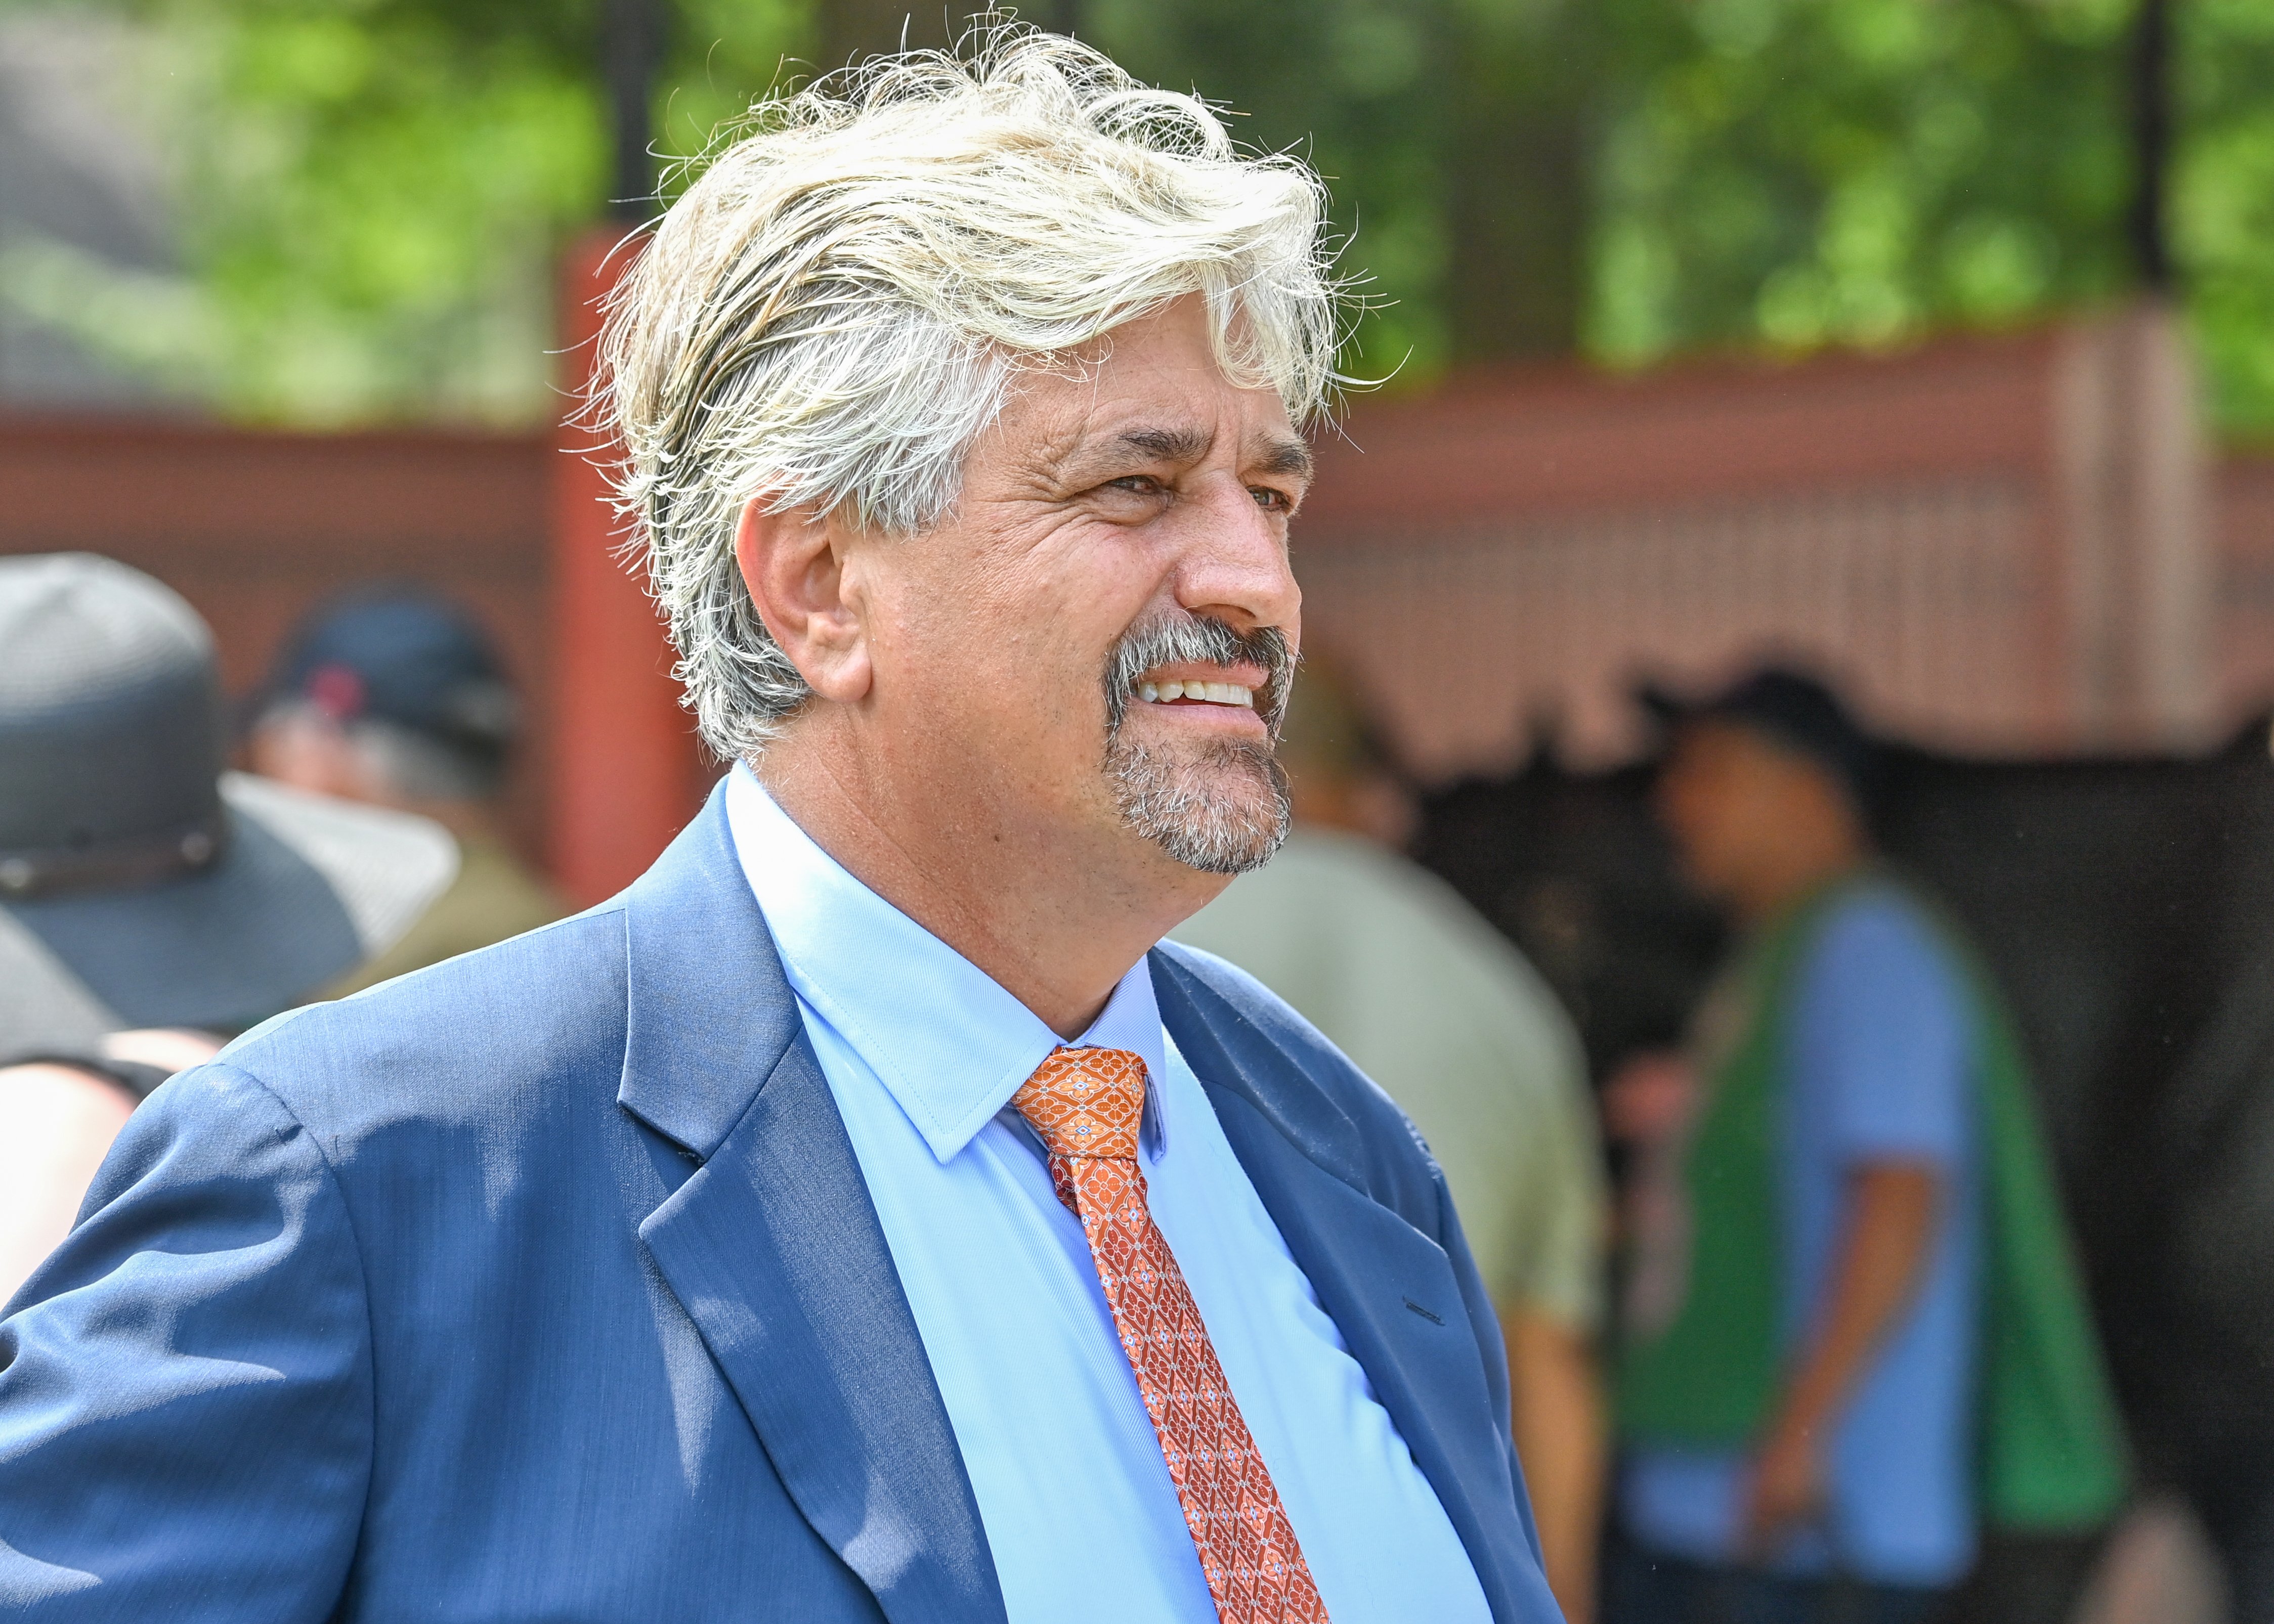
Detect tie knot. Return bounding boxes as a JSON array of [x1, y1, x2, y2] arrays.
[[1012, 1046, 1147, 1162]]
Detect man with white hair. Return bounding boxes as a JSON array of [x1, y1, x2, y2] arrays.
[[0, 34, 1562, 1624]]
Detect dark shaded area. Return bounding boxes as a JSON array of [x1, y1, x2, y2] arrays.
[[1415, 721, 2274, 1598], [2130, 0, 2174, 293], [1417, 754, 1726, 1075], [816, 3, 995, 71], [1441, 2, 1601, 361], [602, 0, 667, 219]]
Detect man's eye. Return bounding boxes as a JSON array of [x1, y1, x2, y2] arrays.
[[1250, 486, 1291, 512], [1106, 475, 1164, 496]]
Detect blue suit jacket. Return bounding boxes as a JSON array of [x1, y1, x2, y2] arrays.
[[0, 791, 1561, 1623]]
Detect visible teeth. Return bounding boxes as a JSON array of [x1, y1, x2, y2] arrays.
[[1136, 678, 1259, 706]]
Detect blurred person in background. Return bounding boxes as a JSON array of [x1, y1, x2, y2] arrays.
[[247, 589, 564, 991], [1174, 661, 1610, 1621], [0, 554, 455, 1298], [1604, 670, 2125, 1624]]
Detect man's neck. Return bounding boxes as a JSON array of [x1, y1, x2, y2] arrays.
[[755, 735, 1224, 1039]]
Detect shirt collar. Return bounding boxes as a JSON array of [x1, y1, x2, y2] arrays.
[[723, 764, 1168, 1164]]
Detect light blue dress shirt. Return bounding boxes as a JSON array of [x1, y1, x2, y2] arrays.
[[725, 767, 1491, 1624]]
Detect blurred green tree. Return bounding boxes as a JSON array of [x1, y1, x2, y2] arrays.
[[1086, 0, 1601, 382], [1104, 0, 2274, 435], [17, 0, 2274, 435], [20, 0, 613, 423], [1577, 0, 2274, 437], [15, 0, 805, 423], [2172, 0, 2274, 432], [1584, 0, 2140, 371]]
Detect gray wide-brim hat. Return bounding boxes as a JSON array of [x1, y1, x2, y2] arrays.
[[1, 554, 458, 1052]]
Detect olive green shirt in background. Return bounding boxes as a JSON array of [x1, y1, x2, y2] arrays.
[[1173, 828, 1607, 1333], [325, 832, 566, 997]]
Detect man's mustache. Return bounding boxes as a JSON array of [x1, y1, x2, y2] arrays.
[[1103, 615, 1296, 736]]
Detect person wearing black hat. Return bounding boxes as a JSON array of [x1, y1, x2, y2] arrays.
[[0, 553, 457, 1297], [1603, 669, 2124, 1624], [246, 589, 564, 994]]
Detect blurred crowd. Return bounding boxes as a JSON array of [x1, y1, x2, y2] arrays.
[[0, 554, 561, 1292], [0, 547, 2251, 1624]]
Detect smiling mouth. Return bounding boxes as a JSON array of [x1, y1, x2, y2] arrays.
[[1133, 677, 1258, 710]]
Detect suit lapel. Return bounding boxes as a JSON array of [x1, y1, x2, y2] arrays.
[[1152, 950, 1561, 1624], [618, 789, 1006, 1624]]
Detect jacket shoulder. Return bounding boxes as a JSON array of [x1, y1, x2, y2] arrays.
[[214, 904, 632, 1136]]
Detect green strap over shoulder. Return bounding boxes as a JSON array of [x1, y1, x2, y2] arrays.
[[1615, 900, 1801, 1445], [1615, 872, 2129, 1531]]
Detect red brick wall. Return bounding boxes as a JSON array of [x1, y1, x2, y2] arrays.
[[2220, 456, 2274, 719], [1294, 311, 2215, 776]]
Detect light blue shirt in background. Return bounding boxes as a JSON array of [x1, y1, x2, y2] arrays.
[[724, 767, 1491, 1624], [1622, 883, 1981, 1588]]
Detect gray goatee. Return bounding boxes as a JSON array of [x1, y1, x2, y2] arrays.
[[1101, 614, 1295, 875]]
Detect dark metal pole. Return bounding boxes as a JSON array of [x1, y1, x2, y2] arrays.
[[2129, 0, 2173, 292], [603, 0, 665, 222]]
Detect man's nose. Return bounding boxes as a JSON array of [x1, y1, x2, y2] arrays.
[[1171, 476, 1302, 637]]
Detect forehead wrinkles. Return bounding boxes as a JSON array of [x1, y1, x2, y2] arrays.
[[979, 368, 1113, 496], [994, 314, 1298, 496]]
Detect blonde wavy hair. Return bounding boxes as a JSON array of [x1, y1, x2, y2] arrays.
[[595, 27, 1345, 762]]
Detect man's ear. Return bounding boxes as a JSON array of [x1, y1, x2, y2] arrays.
[[734, 497, 873, 704]]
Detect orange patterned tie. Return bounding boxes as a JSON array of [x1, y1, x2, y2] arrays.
[[1013, 1046, 1328, 1623]]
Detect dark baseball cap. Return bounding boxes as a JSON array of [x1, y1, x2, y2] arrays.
[[1, 555, 458, 1050], [1644, 666, 1878, 803], [265, 589, 519, 752]]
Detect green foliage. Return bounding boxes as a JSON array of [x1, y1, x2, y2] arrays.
[[1584, 0, 2139, 365], [41, 0, 808, 424], [2176, 0, 2274, 435], [1582, 0, 2274, 437], [59, 0, 608, 422], [1085, 0, 1454, 384], [1088, 0, 1602, 385], [656, 0, 813, 178], [25, 0, 2274, 437]]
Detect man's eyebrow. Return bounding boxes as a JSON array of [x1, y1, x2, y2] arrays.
[[1115, 425, 1215, 463], [1252, 435, 1314, 481], [1052, 423, 1311, 486]]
